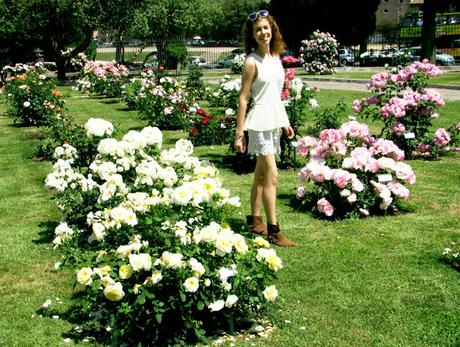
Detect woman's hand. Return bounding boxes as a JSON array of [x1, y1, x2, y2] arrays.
[[234, 135, 246, 153], [282, 126, 295, 140]]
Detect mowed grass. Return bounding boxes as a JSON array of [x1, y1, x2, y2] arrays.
[[0, 86, 459, 346]]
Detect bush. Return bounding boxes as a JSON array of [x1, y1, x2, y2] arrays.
[[186, 63, 205, 100], [45, 122, 283, 345], [207, 75, 241, 112], [230, 54, 246, 74], [353, 60, 456, 158], [294, 120, 416, 219], [133, 72, 196, 130], [1, 63, 65, 126], [305, 99, 345, 136], [74, 60, 129, 98], [299, 30, 338, 75], [165, 42, 188, 70], [188, 108, 236, 146]]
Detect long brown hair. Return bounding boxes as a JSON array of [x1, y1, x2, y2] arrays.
[[242, 14, 285, 56]]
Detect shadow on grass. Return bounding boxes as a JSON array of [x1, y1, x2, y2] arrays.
[[33, 220, 59, 244], [36, 291, 111, 345]]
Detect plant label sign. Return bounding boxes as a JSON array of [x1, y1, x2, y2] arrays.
[[290, 141, 298, 148], [404, 132, 415, 139], [377, 174, 392, 183]]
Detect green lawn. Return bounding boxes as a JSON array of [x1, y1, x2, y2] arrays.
[[1, 87, 459, 346]]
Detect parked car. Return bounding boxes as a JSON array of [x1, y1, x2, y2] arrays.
[[186, 56, 207, 67], [338, 48, 355, 66], [400, 47, 456, 66], [216, 53, 238, 68], [360, 48, 408, 66]]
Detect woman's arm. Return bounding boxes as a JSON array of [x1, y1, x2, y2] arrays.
[[234, 57, 256, 153]]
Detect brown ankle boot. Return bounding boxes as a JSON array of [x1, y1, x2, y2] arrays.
[[246, 215, 268, 236], [267, 223, 296, 247]]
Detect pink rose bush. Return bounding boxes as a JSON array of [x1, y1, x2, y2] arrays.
[[74, 59, 129, 97], [353, 60, 458, 157], [45, 120, 282, 345], [295, 120, 416, 219], [299, 30, 338, 75]]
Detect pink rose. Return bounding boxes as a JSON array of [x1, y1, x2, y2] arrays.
[[317, 198, 334, 216]]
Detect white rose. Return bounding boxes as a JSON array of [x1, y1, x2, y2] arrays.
[[103, 282, 125, 301], [208, 300, 225, 312], [225, 295, 238, 308], [263, 285, 278, 302], [183, 277, 199, 293]]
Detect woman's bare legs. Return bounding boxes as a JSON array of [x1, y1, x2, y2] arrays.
[[251, 154, 278, 224]]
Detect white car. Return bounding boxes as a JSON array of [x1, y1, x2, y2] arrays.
[[400, 47, 455, 66]]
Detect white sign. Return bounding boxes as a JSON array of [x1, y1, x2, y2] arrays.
[[377, 174, 392, 183], [404, 132, 415, 139], [290, 141, 299, 148]]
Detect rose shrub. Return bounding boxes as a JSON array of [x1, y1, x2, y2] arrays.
[[353, 60, 458, 158], [74, 60, 129, 98], [207, 75, 241, 112], [188, 108, 236, 146], [294, 120, 416, 219], [45, 120, 282, 345], [1, 63, 65, 126], [123, 69, 196, 130], [230, 53, 246, 74], [299, 30, 338, 75]]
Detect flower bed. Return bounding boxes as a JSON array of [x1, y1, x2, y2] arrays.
[[45, 119, 282, 345], [295, 120, 416, 219], [1, 63, 65, 126]]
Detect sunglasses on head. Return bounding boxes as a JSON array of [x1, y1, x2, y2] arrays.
[[248, 10, 269, 21]]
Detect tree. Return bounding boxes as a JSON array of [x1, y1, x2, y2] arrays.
[[0, 0, 102, 79], [270, 0, 380, 54], [420, 0, 457, 62]]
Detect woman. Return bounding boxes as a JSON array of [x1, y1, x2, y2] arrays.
[[234, 10, 296, 247]]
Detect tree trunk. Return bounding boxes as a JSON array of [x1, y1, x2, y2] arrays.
[[421, 0, 436, 62]]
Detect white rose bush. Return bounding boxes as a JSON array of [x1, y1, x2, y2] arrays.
[[45, 119, 283, 345], [294, 120, 417, 219]]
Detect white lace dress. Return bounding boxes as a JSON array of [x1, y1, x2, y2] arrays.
[[243, 53, 290, 156]]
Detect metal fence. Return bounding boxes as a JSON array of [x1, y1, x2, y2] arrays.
[[96, 26, 459, 69]]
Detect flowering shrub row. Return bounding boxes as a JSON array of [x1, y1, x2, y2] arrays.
[[353, 60, 458, 157], [45, 119, 282, 344], [1, 63, 65, 126], [300, 30, 338, 75], [295, 120, 416, 219]]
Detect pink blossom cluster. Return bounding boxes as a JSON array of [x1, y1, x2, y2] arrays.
[[281, 68, 295, 100], [433, 128, 451, 148], [367, 59, 442, 91], [281, 56, 300, 65], [379, 89, 444, 119], [85, 61, 129, 79], [296, 121, 415, 218]]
